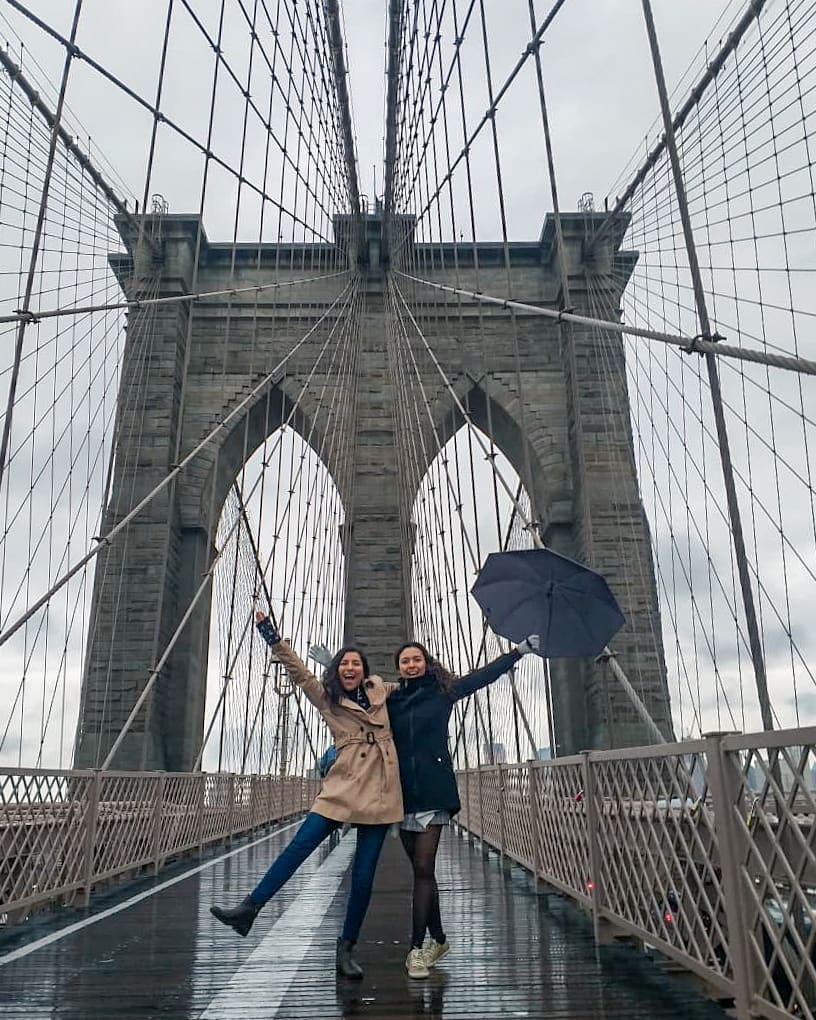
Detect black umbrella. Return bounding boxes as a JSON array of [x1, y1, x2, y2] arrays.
[[470, 548, 625, 658]]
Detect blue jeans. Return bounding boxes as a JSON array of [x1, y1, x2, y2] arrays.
[[250, 812, 388, 942]]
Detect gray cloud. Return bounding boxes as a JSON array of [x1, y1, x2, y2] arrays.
[[0, 1, 812, 769]]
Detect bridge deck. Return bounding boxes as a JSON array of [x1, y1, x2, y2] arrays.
[[0, 819, 729, 1019]]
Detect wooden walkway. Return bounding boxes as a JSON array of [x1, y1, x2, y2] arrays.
[[0, 819, 730, 1019]]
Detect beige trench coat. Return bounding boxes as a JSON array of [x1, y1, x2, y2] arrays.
[[273, 640, 404, 825]]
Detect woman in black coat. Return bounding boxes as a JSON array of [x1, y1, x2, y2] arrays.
[[387, 635, 539, 979]]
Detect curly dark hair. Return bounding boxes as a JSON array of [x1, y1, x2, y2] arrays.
[[323, 646, 370, 706], [393, 641, 455, 693]]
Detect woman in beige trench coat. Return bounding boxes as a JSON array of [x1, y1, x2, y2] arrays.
[[210, 612, 402, 980]]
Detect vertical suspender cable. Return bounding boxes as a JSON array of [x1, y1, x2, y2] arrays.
[[0, 0, 84, 495], [641, 0, 773, 732]]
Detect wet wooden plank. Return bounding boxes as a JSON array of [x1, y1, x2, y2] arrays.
[[0, 819, 729, 1018]]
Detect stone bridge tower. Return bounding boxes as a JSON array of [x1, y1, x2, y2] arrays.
[[74, 210, 671, 771]]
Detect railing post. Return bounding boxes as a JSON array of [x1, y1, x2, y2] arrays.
[[456, 769, 465, 837], [477, 765, 485, 853], [196, 774, 206, 855], [151, 773, 166, 874], [249, 774, 258, 830], [705, 732, 754, 1019], [528, 761, 543, 891], [261, 777, 266, 827], [466, 771, 476, 845], [225, 773, 237, 844], [583, 751, 605, 941], [498, 763, 508, 868], [81, 770, 102, 908]]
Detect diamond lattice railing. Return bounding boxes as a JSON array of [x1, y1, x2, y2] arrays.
[[0, 770, 91, 914], [590, 746, 731, 987], [0, 769, 316, 926], [723, 731, 816, 1019], [93, 774, 157, 880], [478, 767, 503, 849], [200, 774, 235, 844], [501, 766, 535, 871], [159, 775, 205, 857], [455, 726, 816, 1019], [536, 757, 589, 901]]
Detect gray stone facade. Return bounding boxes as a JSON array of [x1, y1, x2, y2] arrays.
[[74, 211, 672, 771]]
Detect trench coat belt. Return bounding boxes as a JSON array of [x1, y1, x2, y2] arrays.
[[336, 731, 390, 750]]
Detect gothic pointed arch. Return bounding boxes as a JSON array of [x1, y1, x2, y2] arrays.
[[426, 372, 576, 545], [178, 375, 349, 540], [201, 427, 346, 774]]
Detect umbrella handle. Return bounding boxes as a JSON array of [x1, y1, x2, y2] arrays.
[[543, 590, 554, 653]]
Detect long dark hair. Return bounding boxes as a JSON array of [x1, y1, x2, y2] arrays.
[[323, 646, 370, 706], [394, 641, 455, 693]]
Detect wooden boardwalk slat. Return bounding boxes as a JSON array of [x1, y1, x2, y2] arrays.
[[0, 819, 729, 1018]]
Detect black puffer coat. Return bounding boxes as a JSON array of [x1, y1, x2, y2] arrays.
[[387, 650, 521, 815]]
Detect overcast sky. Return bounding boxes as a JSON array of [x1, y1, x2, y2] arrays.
[[0, 1, 744, 234], [0, 0, 812, 769]]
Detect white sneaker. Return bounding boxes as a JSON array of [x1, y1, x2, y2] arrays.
[[405, 947, 430, 979], [422, 938, 450, 967]]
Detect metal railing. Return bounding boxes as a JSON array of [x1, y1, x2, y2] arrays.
[[457, 727, 816, 1020], [4, 732, 815, 1019], [0, 769, 318, 926]]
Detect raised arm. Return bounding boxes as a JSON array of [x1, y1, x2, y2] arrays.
[[453, 650, 520, 700], [255, 613, 326, 708], [453, 636, 540, 701]]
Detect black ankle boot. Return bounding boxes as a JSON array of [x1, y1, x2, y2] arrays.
[[210, 896, 260, 937], [336, 937, 364, 979]]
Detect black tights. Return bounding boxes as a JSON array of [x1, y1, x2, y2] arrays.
[[399, 825, 445, 949]]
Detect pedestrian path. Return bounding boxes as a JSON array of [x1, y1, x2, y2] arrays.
[[0, 819, 730, 1018]]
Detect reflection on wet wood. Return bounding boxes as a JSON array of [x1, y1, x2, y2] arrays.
[[0, 819, 729, 1018]]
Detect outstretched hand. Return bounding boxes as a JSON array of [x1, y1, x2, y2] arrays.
[[516, 634, 540, 656], [255, 612, 281, 647], [308, 643, 334, 669]]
